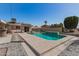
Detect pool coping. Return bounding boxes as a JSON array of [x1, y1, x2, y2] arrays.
[[18, 33, 75, 56]]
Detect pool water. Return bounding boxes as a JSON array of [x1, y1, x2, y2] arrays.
[[32, 32, 64, 40]]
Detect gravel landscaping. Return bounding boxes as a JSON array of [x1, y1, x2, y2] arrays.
[[59, 40, 79, 56]]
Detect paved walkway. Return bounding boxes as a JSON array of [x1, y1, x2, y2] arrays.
[[0, 34, 12, 44], [11, 33, 25, 42], [59, 38, 79, 56], [6, 42, 27, 56], [0, 33, 27, 56]]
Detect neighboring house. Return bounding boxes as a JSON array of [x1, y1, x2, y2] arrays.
[[32, 25, 63, 33], [40, 27, 63, 33], [41, 24, 63, 32], [32, 26, 41, 32]]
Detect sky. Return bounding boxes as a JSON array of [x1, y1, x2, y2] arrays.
[[0, 3, 79, 26]]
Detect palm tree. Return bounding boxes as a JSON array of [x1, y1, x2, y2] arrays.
[[11, 18, 16, 23], [44, 20, 47, 25]]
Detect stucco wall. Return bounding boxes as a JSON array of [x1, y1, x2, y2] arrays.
[[41, 27, 63, 32]]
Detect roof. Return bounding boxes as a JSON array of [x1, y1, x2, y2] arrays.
[[8, 23, 32, 27], [21, 23, 33, 27], [32, 26, 41, 29], [0, 19, 32, 27], [8, 23, 21, 26], [0, 20, 6, 24]]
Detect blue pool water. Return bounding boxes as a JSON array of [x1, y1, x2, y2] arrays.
[[32, 32, 64, 40]]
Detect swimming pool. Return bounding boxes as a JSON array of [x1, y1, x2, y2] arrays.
[[32, 32, 64, 40]]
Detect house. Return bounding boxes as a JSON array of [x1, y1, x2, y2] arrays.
[[0, 20, 7, 36], [7, 18, 32, 33], [0, 18, 32, 34], [32, 26, 41, 32]]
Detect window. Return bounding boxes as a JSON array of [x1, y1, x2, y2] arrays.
[[16, 26, 20, 29]]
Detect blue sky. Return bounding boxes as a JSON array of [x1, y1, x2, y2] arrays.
[[0, 3, 79, 26]]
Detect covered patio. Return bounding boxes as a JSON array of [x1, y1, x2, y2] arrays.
[[0, 20, 7, 37]]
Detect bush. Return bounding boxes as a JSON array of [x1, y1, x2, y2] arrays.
[[64, 16, 78, 32]]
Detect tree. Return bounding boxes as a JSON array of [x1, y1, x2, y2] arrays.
[[59, 23, 63, 27], [59, 23, 64, 32], [11, 18, 16, 23], [64, 16, 79, 32], [41, 25, 49, 28], [44, 20, 47, 25], [50, 24, 54, 28], [50, 23, 63, 28]]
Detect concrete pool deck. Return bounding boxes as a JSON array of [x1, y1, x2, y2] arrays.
[[0, 34, 12, 44], [18, 33, 76, 56], [0, 33, 28, 56], [0, 33, 78, 56]]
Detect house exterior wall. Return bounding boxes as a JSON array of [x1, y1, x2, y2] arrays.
[[0, 19, 32, 34], [0, 22, 7, 36], [7, 24, 31, 33], [0, 23, 6, 29]]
